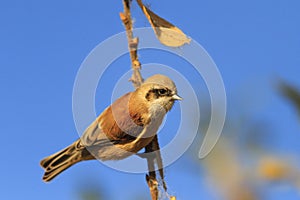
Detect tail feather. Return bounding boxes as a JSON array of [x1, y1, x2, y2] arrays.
[[40, 140, 86, 182]]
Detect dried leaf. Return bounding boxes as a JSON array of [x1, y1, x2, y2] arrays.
[[137, 0, 190, 47]]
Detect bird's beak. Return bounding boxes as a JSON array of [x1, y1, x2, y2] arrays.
[[172, 94, 183, 101]]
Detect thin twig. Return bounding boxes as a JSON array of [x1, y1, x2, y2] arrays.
[[120, 1, 170, 199], [145, 141, 159, 200], [152, 135, 167, 191], [120, 0, 143, 88], [144, 136, 168, 200]]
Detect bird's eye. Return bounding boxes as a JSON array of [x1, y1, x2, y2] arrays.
[[158, 89, 167, 95]]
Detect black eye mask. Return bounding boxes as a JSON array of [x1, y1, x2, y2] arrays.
[[145, 88, 172, 100]]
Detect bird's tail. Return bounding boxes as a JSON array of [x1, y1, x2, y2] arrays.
[[40, 140, 88, 182]]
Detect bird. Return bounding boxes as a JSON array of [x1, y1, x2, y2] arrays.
[[40, 74, 182, 182]]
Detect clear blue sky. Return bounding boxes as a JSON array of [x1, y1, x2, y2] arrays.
[[1, 0, 300, 199]]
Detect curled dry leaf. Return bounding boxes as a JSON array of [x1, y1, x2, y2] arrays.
[[137, 0, 191, 47]]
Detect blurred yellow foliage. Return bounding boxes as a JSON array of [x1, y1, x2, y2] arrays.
[[258, 157, 291, 181], [169, 196, 176, 200]]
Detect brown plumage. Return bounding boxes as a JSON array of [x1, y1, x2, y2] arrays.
[[40, 74, 182, 182]]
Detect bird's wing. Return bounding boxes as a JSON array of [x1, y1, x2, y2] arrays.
[[79, 92, 144, 148]]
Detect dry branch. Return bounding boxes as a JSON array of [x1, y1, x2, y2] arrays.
[[145, 141, 159, 200], [120, 0, 143, 88], [120, 1, 173, 199]]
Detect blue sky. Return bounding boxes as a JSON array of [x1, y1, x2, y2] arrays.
[[1, 0, 300, 199]]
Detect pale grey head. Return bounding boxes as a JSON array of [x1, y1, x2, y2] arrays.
[[138, 74, 182, 112]]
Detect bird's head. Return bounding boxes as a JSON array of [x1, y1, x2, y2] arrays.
[[136, 74, 182, 113]]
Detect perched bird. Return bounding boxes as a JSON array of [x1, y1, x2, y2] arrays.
[[40, 74, 182, 182]]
